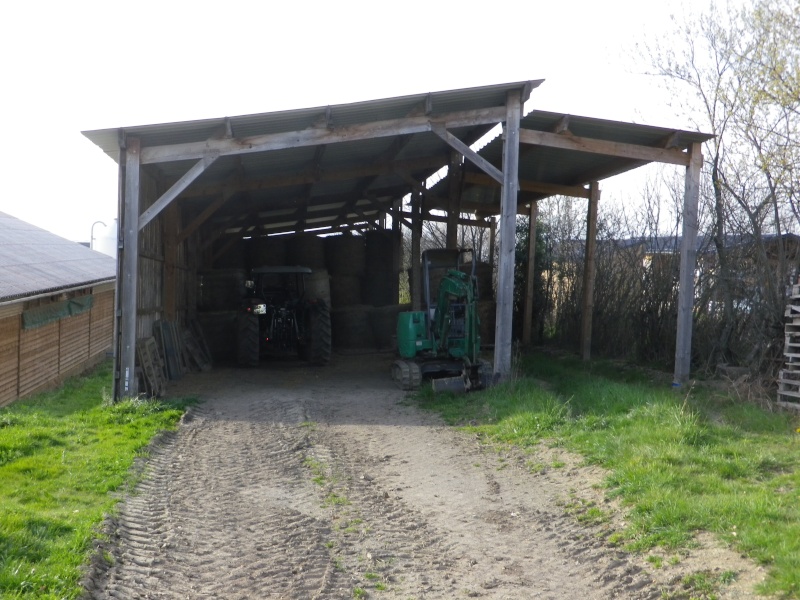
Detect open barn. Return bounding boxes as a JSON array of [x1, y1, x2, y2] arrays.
[[82, 81, 711, 400]]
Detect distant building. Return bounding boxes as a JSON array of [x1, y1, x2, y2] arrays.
[[0, 212, 116, 406]]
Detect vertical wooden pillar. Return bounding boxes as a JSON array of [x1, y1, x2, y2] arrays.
[[446, 151, 462, 249], [581, 181, 600, 361], [119, 137, 141, 399], [392, 199, 402, 303], [522, 201, 539, 345], [493, 90, 522, 380], [488, 215, 497, 270], [163, 202, 179, 320], [674, 143, 703, 385], [111, 135, 126, 402], [411, 191, 423, 312]]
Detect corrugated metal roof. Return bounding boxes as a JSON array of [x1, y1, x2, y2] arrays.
[[82, 82, 712, 239], [0, 212, 116, 303], [82, 81, 541, 238], [432, 110, 714, 213]]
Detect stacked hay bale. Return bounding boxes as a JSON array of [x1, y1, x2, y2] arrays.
[[363, 230, 396, 307], [211, 238, 246, 269], [326, 234, 365, 308], [195, 268, 246, 362], [249, 236, 286, 268], [325, 234, 372, 349], [286, 234, 326, 270]]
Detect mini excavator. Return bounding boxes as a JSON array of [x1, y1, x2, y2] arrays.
[[392, 248, 493, 393]]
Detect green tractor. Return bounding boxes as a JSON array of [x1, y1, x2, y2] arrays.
[[237, 266, 332, 367], [392, 248, 493, 392]]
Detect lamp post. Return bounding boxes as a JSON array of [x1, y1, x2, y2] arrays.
[[90, 221, 106, 250]]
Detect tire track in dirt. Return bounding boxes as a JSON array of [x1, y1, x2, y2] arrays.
[[83, 354, 762, 599]]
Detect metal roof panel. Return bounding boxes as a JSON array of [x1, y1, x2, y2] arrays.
[[0, 212, 116, 303]]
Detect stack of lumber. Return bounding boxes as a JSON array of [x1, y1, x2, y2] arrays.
[[779, 285, 800, 406]]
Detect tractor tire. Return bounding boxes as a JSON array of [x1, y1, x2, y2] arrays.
[[236, 313, 260, 367], [307, 301, 332, 366]]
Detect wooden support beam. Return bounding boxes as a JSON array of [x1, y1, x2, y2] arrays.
[[518, 129, 691, 167], [163, 201, 179, 320], [397, 211, 489, 228], [446, 151, 463, 249], [177, 188, 237, 244], [494, 90, 522, 381], [522, 202, 539, 346], [463, 172, 590, 199], [488, 216, 496, 271], [119, 137, 140, 398], [581, 182, 600, 361], [138, 153, 218, 230], [431, 122, 504, 184], [179, 155, 446, 200], [392, 198, 402, 304], [411, 191, 423, 312], [674, 142, 703, 385], [141, 106, 509, 164]]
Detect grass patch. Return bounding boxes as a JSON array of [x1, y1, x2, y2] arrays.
[[414, 351, 800, 597], [0, 361, 192, 599]]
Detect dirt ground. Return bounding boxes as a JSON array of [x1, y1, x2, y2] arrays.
[[82, 352, 768, 599]]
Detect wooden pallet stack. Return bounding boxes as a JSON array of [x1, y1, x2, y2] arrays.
[[135, 319, 213, 398], [779, 283, 800, 405]]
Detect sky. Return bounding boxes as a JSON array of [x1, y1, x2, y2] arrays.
[[0, 0, 708, 248]]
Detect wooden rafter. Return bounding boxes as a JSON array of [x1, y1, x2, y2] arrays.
[[463, 172, 590, 199], [177, 155, 446, 199], [518, 129, 691, 167], [141, 106, 509, 164]]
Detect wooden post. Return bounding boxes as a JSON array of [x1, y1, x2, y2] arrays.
[[446, 151, 462, 249], [674, 143, 703, 385], [488, 215, 497, 271], [411, 191, 422, 312], [392, 198, 401, 304], [493, 90, 522, 380], [119, 137, 141, 399], [522, 202, 539, 345], [163, 201, 179, 320], [581, 182, 600, 361]]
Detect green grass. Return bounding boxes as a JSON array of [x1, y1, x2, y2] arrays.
[[415, 351, 800, 597], [0, 361, 191, 599]]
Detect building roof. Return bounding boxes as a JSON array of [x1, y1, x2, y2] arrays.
[[82, 81, 713, 240], [0, 212, 116, 303]]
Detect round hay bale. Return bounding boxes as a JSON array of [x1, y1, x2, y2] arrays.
[[325, 234, 366, 276], [362, 271, 397, 307], [196, 310, 238, 361], [197, 269, 246, 311], [212, 238, 246, 269], [460, 262, 494, 300], [305, 269, 331, 307], [364, 230, 394, 272], [477, 300, 496, 345], [418, 268, 447, 306], [286, 234, 326, 269], [369, 304, 410, 350], [329, 275, 362, 308], [331, 305, 374, 349], [249, 236, 286, 267]]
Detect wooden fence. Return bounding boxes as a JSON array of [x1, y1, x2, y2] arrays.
[[0, 284, 114, 407]]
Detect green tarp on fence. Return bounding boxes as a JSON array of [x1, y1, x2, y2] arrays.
[[22, 295, 94, 330]]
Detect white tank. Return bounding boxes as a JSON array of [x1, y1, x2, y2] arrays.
[[94, 218, 118, 259]]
